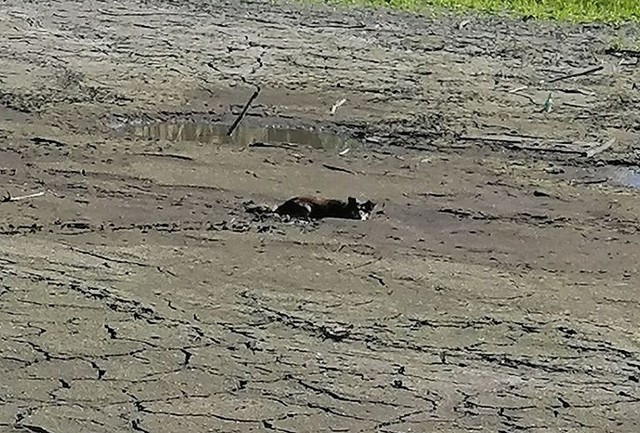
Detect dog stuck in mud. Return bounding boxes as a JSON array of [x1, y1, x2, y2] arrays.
[[245, 196, 376, 222], [275, 196, 376, 220]]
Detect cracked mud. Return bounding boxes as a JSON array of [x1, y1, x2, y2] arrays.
[[1, 0, 640, 432]]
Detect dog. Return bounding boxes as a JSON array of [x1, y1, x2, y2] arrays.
[[274, 196, 375, 220]]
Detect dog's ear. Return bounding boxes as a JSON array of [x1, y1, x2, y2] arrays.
[[347, 196, 357, 206], [362, 200, 375, 212]]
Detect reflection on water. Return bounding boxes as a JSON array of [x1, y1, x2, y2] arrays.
[[129, 121, 355, 150], [607, 167, 640, 189]]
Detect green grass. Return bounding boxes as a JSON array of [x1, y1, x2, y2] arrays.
[[609, 36, 640, 51], [328, 0, 640, 23]]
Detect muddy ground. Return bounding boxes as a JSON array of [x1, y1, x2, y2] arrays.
[[1, 0, 640, 432]]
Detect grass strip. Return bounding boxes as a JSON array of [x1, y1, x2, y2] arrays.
[[325, 0, 640, 23]]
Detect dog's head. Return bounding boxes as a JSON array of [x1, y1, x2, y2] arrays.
[[347, 197, 376, 220], [358, 200, 376, 220]]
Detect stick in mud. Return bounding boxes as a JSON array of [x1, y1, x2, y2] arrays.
[[322, 163, 355, 175], [2, 191, 45, 203], [330, 98, 346, 115], [547, 64, 604, 84], [585, 138, 615, 158], [227, 87, 261, 137]]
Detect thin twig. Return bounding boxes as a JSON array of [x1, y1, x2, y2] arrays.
[[330, 98, 346, 115], [586, 138, 615, 158], [547, 64, 604, 84], [322, 164, 355, 175], [247, 141, 298, 149], [2, 191, 45, 203], [69, 246, 149, 267], [227, 87, 261, 137], [136, 152, 194, 161], [508, 85, 528, 93], [555, 88, 596, 96], [511, 91, 537, 105]]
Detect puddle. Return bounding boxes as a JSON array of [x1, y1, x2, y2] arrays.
[[571, 166, 640, 190], [606, 167, 640, 189], [126, 121, 359, 151]]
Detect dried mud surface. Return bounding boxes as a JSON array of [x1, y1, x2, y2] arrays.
[[1, 1, 640, 432]]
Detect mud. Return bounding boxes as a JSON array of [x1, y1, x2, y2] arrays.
[[1, 0, 640, 432]]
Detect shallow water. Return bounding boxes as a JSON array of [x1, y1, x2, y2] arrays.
[[128, 121, 357, 151], [603, 166, 640, 190]]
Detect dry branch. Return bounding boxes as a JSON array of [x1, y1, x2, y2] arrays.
[[547, 64, 604, 84], [2, 191, 45, 203], [322, 164, 355, 174]]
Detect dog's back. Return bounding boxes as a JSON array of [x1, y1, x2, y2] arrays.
[[275, 196, 367, 219]]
